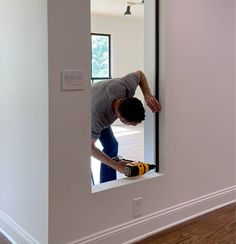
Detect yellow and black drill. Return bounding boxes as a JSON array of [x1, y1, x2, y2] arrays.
[[113, 157, 157, 177], [124, 161, 156, 177]]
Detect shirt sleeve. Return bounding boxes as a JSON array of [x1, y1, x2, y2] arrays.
[[120, 72, 140, 97], [107, 72, 140, 99]]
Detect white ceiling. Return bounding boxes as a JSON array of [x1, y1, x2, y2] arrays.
[[91, 0, 144, 18]]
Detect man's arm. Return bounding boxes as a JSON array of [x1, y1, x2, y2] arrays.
[[91, 138, 126, 173], [134, 70, 161, 113]]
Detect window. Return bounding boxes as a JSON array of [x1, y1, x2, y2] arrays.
[[91, 33, 111, 82]]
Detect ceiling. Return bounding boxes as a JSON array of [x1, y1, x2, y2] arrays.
[[91, 0, 144, 18]]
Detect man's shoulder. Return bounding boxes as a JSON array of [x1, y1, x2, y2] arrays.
[[120, 72, 139, 83]]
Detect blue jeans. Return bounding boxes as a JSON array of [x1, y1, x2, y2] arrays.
[[99, 127, 118, 183]]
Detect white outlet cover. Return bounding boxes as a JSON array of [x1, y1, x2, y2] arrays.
[[133, 197, 143, 218]]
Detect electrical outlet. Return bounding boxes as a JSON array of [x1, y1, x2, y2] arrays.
[[133, 197, 142, 218]]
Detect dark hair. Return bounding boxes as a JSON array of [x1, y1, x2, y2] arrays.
[[118, 97, 145, 122]]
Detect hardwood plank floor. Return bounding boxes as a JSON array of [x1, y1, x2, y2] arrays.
[[0, 204, 235, 244], [135, 203, 236, 244], [0, 232, 11, 244]]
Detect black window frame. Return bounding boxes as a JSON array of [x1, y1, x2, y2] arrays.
[[155, 2, 159, 173], [91, 33, 112, 82]]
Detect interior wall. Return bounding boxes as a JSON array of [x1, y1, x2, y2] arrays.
[[48, 0, 91, 243], [0, 0, 48, 243], [91, 14, 144, 103], [163, 0, 235, 197], [0, 0, 234, 243], [48, 0, 235, 244], [143, 0, 157, 163], [91, 14, 144, 78]]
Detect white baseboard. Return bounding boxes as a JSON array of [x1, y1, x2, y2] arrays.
[[70, 185, 236, 244], [0, 210, 40, 244]]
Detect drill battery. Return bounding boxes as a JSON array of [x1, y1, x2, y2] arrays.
[[124, 162, 156, 177]]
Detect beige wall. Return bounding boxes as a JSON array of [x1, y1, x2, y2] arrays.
[[91, 14, 144, 77], [91, 14, 144, 105], [49, 0, 235, 243], [48, 0, 91, 243], [0, 0, 235, 243], [0, 0, 48, 243]]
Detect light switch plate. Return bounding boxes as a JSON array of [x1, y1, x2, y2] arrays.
[[61, 70, 84, 91]]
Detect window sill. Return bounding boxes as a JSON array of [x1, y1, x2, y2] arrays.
[[91, 172, 164, 193]]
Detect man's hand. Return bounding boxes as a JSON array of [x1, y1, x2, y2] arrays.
[[92, 140, 129, 174], [113, 160, 126, 174], [136, 70, 161, 113], [145, 95, 161, 113], [113, 159, 130, 174]]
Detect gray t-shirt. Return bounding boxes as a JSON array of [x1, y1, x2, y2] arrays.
[[91, 72, 140, 139]]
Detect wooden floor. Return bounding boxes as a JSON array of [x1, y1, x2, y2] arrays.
[[135, 203, 236, 244], [0, 204, 235, 244], [0, 232, 11, 244]]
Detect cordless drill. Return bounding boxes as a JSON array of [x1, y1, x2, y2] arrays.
[[124, 162, 157, 177], [112, 156, 157, 177]]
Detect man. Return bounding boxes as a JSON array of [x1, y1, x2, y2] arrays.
[[91, 70, 160, 183]]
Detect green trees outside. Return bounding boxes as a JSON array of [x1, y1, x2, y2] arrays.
[[91, 34, 110, 79]]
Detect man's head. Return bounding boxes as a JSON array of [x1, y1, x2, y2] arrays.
[[118, 97, 145, 125]]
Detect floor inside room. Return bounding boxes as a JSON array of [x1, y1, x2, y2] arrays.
[[0, 232, 11, 244], [135, 203, 236, 244]]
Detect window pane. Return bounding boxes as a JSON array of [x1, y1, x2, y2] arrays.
[[91, 34, 110, 79]]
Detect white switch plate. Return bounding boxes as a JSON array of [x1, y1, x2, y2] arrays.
[[61, 70, 84, 91], [133, 197, 143, 218]]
